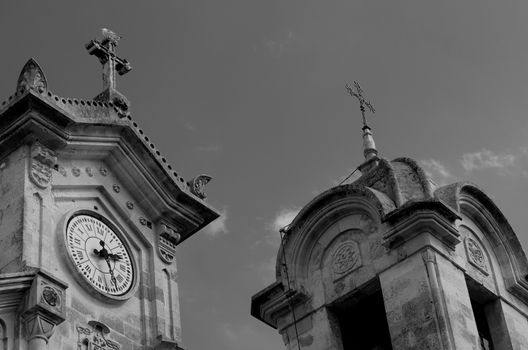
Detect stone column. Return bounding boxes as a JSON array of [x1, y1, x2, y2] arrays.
[[20, 271, 67, 349], [380, 249, 480, 350]]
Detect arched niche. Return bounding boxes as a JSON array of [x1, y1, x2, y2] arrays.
[[276, 185, 392, 305], [437, 182, 528, 304]]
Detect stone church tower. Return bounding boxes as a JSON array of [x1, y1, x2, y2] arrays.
[[0, 31, 219, 349], [251, 85, 528, 349]]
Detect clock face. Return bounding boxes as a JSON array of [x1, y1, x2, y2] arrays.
[[66, 214, 134, 297]]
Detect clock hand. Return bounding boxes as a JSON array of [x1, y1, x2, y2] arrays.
[[108, 253, 122, 261], [95, 240, 110, 258], [104, 256, 118, 289]]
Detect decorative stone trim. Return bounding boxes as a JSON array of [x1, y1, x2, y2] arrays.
[[20, 271, 67, 344], [383, 205, 461, 250], [188, 175, 212, 199], [86, 167, 94, 177], [465, 237, 489, 275], [76, 320, 121, 349], [29, 142, 57, 188], [72, 167, 81, 177], [158, 223, 181, 264], [17, 58, 47, 93]]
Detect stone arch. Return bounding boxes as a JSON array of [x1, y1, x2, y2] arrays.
[[436, 182, 528, 302], [277, 184, 391, 292]]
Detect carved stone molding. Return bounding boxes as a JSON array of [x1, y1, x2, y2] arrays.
[[76, 320, 121, 350], [158, 223, 181, 264], [17, 58, 48, 93], [20, 271, 67, 344], [465, 237, 489, 275], [384, 204, 461, 250], [188, 175, 212, 199], [22, 312, 56, 343], [29, 143, 57, 189]]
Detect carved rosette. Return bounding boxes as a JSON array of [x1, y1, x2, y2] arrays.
[[188, 175, 212, 199], [331, 241, 361, 278], [41, 285, 61, 309], [158, 223, 181, 264], [465, 237, 489, 275], [29, 143, 57, 188], [77, 321, 121, 350]]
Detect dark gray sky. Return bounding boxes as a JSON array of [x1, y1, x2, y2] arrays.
[[2, 1, 528, 349]]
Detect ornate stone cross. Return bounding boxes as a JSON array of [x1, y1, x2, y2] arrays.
[[86, 28, 132, 91], [345, 81, 375, 128]]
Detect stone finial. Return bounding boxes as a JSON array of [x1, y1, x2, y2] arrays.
[[16, 58, 47, 93], [188, 175, 212, 199]]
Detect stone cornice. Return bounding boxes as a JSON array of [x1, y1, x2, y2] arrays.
[[383, 201, 461, 250], [251, 282, 308, 329]]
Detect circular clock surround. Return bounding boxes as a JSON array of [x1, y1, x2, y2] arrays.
[[62, 210, 137, 301]]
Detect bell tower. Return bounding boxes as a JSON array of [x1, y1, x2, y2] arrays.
[[251, 83, 528, 349], [0, 30, 220, 350]]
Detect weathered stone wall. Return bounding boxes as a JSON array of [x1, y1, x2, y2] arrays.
[[0, 147, 28, 273]]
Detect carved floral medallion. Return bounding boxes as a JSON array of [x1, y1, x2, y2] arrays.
[[41, 286, 59, 307], [331, 241, 361, 277]]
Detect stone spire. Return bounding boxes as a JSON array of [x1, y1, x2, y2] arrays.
[[85, 28, 132, 118], [345, 81, 379, 171]]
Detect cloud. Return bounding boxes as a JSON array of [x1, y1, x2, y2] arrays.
[[421, 159, 454, 186], [258, 31, 296, 58], [204, 208, 228, 237], [269, 207, 300, 232], [184, 121, 195, 131], [461, 149, 517, 173], [251, 207, 300, 249], [196, 145, 222, 153], [221, 322, 259, 346]]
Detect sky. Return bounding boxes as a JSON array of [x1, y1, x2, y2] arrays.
[[1, 1, 528, 349]]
